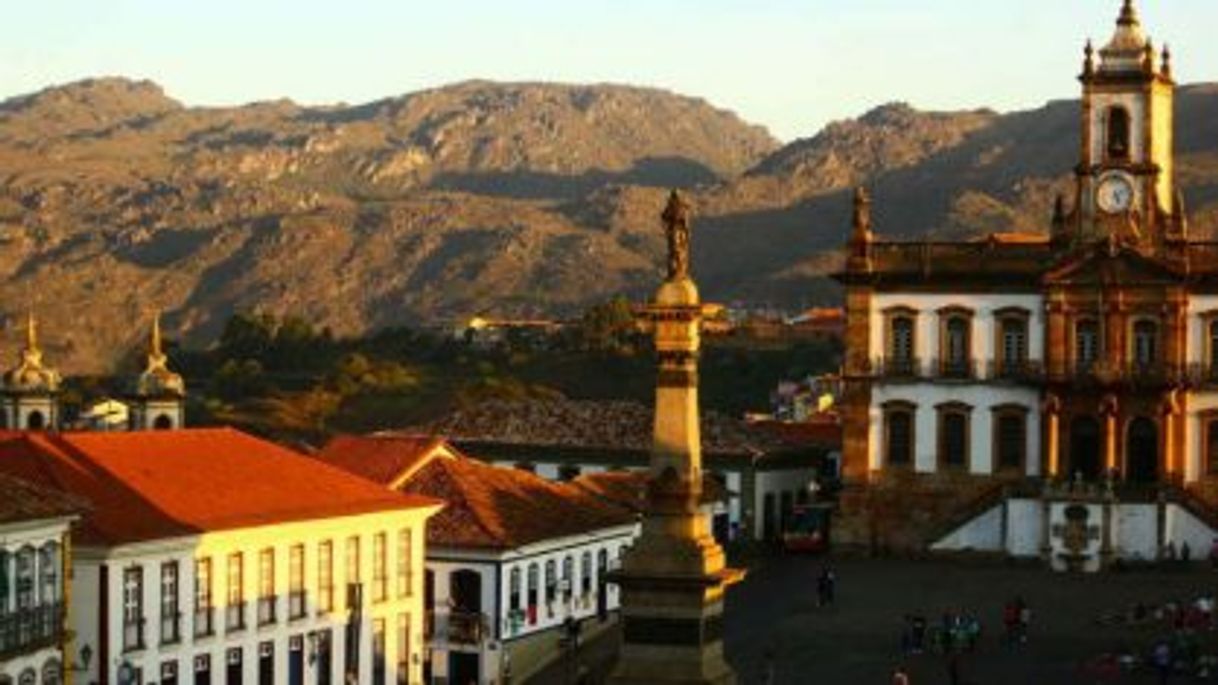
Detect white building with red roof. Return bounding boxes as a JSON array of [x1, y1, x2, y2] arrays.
[[0, 473, 82, 685], [0, 428, 441, 685], [316, 434, 638, 685]]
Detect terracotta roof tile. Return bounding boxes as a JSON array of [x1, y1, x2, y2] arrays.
[[0, 472, 85, 525], [317, 433, 450, 486], [402, 458, 635, 550], [0, 428, 439, 546]]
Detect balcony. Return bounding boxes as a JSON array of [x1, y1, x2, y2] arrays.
[[1048, 361, 1185, 387], [0, 602, 64, 660], [935, 358, 977, 381], [987, 359, 1043, 384], [446, 610, 486, 645], [872, 356, 922, 380], [1188, 363, 1218, 387]]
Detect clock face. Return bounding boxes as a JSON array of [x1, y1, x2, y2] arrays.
[[1097, 175, 1134, 214]]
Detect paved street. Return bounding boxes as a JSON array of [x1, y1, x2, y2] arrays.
[[530, 555, 1218, 684]]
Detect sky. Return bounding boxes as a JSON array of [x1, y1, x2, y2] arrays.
[[2, 1, 1216, 142]]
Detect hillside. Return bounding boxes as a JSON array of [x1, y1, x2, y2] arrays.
[[2, 77, 1218, 372]]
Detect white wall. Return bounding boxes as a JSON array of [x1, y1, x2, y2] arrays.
[[870, 385, 1041, 475], [868, 293, 1045, 368], [1166, 504, 1217, 556], [1114, 504, 1158, 561], [1006, 499, 1044, 557], [931, 504, 1003, 552], [75, 508, 431, 685]]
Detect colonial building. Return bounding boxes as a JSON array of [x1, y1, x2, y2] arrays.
[[837, 1, 1218, 566], [0, 428, 440, 685], [315, 434, 638, 685], [0, 473, 80, 685]]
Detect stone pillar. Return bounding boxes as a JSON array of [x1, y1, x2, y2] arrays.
[[1102, 395, 1119, 475], [841, 286, 874, 485], [1044, 395, 1061, 479], [609, 192, 738, 685], [1046, 294, 1067, 379]]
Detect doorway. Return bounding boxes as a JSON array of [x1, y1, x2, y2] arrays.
[[1126, 417, 1159, 483], [1069, 417, 1102, 480]]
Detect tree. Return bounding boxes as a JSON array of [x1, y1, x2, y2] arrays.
[[577, 296, 639, 353]]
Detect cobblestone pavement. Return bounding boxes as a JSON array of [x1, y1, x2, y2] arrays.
[[529, 555, 1218, 684]]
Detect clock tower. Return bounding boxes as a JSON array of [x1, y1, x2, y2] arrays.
[[1076, 0, 1178, 246]]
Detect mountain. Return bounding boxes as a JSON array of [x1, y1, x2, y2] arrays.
[[2, 77, 1218, 372]]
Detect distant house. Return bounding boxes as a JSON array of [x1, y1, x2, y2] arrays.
[[0, 428, 440, 685], [76, 398, 130, 431], [316, 434, 637, 685], [0, 473, 81, 685], [420, 398, 836, 542]]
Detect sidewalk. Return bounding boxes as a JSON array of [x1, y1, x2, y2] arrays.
[[523, 623, 622, 684]]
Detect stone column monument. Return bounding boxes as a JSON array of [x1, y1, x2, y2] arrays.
[[608, 190, 741, 685]]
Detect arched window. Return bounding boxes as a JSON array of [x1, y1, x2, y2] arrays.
[[41, 660, 62, 685], [17, 669, 34, 685], [15, 546, 35, 612], [1076, 320, 1100, 371], [883, 402, 915, 468], [1107, 107, 1131, 160], [942, 316, 972, 378], [25, 411, 45, 431], [996, 311, 1029, 377], [39, 542, 59, 605], [562, 556, 574, 602], [580, 551, 593, 596], [153, 414, 174, 430], [937, 403, 972, 470], [1132, 320, 1158, 367], [889, 315, 916, 374]]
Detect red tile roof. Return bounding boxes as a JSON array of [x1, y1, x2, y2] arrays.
[[0, 428, 440, 546], [0, 472, 85, 525], [400, 458, 636, 550], [317, 433, 452, 487]]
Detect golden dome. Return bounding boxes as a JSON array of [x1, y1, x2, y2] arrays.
[[1098, 0, 1151, 73], [3, 313, 61, 395], [132, 314, 185, 398]]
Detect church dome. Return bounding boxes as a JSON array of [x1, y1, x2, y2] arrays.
[[132, 314, 185, 398], [3, 314, 61, 395]]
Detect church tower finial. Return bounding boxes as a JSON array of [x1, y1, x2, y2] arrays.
[[150, 310, 164, 361], [1118, 0, 1138, 27], [24, 310, 38, 355]]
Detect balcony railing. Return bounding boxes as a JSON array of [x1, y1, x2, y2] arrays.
[[987, 359, 1043, 383], [1188, 363, 1218, 386], [0, 602, 64, 659], [446, 610, 486, 645], [935, 358, 977, 380], [872, 356, 922, 379], [122, 616, 145, 652], [160, 611, 181, 645], [194, 606, 214, 638], [1047, 361, 1186, 386]]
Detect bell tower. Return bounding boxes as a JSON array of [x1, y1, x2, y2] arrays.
[[1076, 0, 1177, 245]]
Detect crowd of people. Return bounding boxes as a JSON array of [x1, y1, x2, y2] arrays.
[[1084, 592, 1218, 682], [891, 597, 1031, 684]]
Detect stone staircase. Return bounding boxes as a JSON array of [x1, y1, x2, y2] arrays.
[[835, 473, 1018, 554]]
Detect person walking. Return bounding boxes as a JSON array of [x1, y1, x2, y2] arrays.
[[1018, 600, 1032, 645], [1152, 640, 1172, 685], [891, 665, 911, 685]]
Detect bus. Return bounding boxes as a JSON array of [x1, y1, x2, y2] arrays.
[[781, 503, 832, 553]]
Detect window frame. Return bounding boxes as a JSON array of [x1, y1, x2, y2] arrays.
[[993, 307, 1031, 377], [1130, 317, 1159, 368], [1074, 318, 1101, 371], [883, 306, 919, 374], [881, 400, 917, 469], [991, 404, 1030, 474], [937, 306, 975, 379], [935, 401, 973, 472]]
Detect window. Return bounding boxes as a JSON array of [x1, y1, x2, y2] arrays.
[[39, 542, 59, 604], [558, 465, 581, 482], [562, 556, 574, 602], [1208, 320, 1218, 380], [581, 552, 593, 596], [544, 560, 557, 607], [396, 529, 413, 598], [372, 533, 388, 603], [15, 547, 34, 611], [345, 536, 361, 585], [526, 563, 539, 621], [993, 406, 1028, 472], [396, 613, 411, 685], [508, 567, 522, 612], [888, 312, 916, 373], [160, 661, 177, 685], [43, 660, 62, 685], [1132, 320, 1157, 367], [1107, 106, 1130, 160], [938, 309, 973, 378], [318, 541, 334, 613], [1207, 419, 1218, 476], [226, 553, 244, 632], [1076, 320, 1100, 370], [123, 566, 145, 651], [883, 402, 915, 468], [257, 548, 275, 626], [289, 545, 306, 619], [995, 309, 1029, 377], [937, 403, 971, 470], [160, 561, 180, 644], [0, 550, 9, 614], [194, 558, 213, 637], [226, 647, 242, 685], [258, 642, 273, 685], [372, 619, 386, 685]]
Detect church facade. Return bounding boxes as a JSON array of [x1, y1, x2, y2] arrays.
[[837, 1, 1218, 563]]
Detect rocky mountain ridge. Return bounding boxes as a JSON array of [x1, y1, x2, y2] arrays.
[[2, 77, 1218, 372]]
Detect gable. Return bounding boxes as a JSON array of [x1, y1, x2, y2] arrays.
[[1043, 241, 1183, 286]]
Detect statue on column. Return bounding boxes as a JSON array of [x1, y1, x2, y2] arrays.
[[662, 190, 691, 281]]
